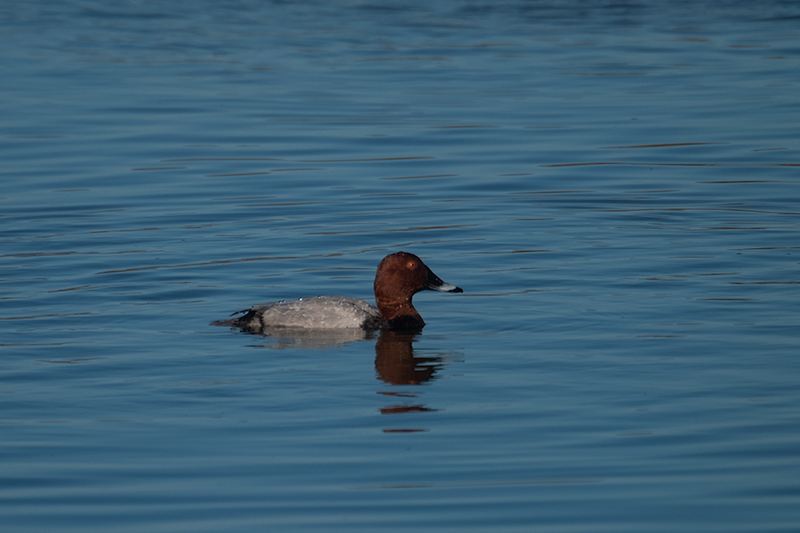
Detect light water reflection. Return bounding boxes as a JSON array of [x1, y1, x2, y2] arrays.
[[240, 326, 377, 349]]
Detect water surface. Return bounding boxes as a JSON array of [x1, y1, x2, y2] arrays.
[[2, 1, 800, 531]]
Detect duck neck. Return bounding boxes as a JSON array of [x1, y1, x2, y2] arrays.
[[384, 313, 425, 331], [375, 298, 425, 330]]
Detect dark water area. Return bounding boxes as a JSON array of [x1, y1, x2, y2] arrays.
[[2, 1, 800, 531]]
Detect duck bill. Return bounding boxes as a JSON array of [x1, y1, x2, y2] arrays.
[[425, 269, 463, 293]]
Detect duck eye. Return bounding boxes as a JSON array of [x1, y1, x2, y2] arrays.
[[408, 261, 416, 269]]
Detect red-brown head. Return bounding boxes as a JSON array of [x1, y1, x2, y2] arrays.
[[373, 251, 462, 329]]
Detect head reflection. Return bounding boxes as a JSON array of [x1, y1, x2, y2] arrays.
[[374, 329, 444, 385]]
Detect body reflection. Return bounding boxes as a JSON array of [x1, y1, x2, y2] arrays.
[[252, 326, 376, 349]]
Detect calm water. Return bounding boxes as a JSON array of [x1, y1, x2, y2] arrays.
[[2, 1, 800, 531]]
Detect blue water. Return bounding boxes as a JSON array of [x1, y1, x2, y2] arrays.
[[2, 1, 800, 531]]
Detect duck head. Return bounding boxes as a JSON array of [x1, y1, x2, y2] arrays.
[[373, 251, 462, 330]]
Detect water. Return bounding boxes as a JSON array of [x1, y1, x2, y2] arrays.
[[2, 1, 800, 531]]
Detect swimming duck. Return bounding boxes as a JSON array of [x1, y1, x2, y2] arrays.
[[213, 251, 462, 332]]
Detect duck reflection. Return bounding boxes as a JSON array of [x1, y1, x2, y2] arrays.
[[238, 326, 451, 423], [247, 327, 449, 387], [374, 329, 445, 424], [374, 329, 443, 385]]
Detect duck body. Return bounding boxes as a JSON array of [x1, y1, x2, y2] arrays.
[[225, 296, 382, 331], [213, 252, 462, 332]]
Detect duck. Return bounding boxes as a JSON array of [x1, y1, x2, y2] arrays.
[[213, 251, 463, 332]]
